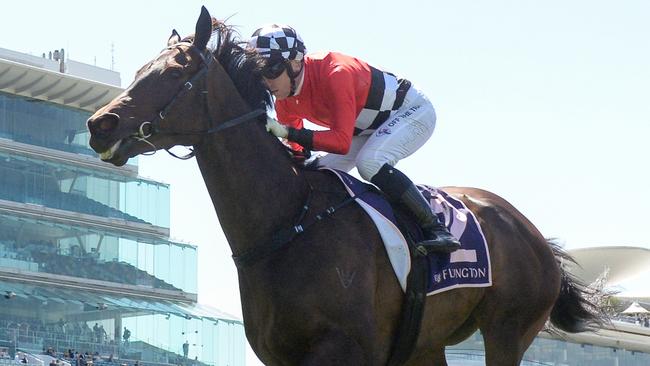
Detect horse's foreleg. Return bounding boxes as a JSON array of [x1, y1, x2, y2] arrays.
[[403, 347, 448, 366], [299, 330, 367, 366]]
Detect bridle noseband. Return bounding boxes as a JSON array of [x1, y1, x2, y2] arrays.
[[131, 42, 266, 160]]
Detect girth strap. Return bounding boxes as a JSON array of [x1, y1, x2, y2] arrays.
[[232, 191, 363, 268]]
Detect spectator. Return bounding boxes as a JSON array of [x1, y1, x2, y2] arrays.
[[182, 341, 189, 358], [82, 323, 92, 336], [93, 323, 101, 343], [644, 317, 650, 327], [107, 354, 113, 363], [21, 356, 28, 364], [9, 340, 16, 359], [99, 325, 107, 343], [122, 327, 131, 345], [58, 318, 66, 334]]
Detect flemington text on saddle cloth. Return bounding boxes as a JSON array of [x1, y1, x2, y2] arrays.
[[323, 168, 492, 295]]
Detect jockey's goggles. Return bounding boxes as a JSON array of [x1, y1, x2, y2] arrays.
[[262, 60, 286, 79]]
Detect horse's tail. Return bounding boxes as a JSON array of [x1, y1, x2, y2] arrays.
[[547, 239, 609, 333]]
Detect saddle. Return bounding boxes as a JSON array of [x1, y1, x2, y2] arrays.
[[323, 168, 492, 293]]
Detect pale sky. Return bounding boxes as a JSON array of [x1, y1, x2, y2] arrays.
[[3, 1, 650, 364]]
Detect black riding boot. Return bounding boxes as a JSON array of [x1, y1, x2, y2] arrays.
[[371, 164, 461, 254]]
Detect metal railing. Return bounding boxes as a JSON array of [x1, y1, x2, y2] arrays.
[[446, 349, 554, 365]]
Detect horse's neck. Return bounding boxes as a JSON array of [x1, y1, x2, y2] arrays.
[[194, 71, 306, 254], [195, 128, 305, 254]]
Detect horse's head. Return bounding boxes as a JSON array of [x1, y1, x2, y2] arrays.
[[87, 7, 233, 166]]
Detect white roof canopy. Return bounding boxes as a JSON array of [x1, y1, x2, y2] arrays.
[[621, 302, 649, 314], [567, 246, 650, 287], [0, 57, 121, 112]]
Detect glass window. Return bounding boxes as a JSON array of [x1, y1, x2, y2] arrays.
[[0, 152, 170, 228], [184, 246, 198, 294], [168, 244, 198, 294], [0, 214, 197, 293], [154, 244, 171, 289], [0, 91, 137, 166], [0, 282, 246, 366]]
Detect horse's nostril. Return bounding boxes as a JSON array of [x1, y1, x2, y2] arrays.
[[99, 118, 115, 131], [89, 113, 120, 135]]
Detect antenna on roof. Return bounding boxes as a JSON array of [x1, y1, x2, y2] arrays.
[[51, 48, 65, 73], [60, 49, 65, 73], [111, 42, 115, 71]]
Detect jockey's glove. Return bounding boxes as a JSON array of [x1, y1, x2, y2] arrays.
[[265, 117, 288, 138]]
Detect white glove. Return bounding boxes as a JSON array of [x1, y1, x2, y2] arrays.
[[265, 117, 289, 138]]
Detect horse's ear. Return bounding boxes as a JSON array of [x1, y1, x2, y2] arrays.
[[167, 29, 181, 47], [193, 6, 212, 51]]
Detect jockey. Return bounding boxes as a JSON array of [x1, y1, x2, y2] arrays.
[[248, 24, 460, 254]]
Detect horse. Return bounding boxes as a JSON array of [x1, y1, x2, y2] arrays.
[[87, 7, 603, 365]]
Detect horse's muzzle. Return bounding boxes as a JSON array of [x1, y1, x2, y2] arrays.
[[87, 112, 121, 152], [88, 112, 120, 136]]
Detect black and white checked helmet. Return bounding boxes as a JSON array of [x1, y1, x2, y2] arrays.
[[248, 24, 306, 62]]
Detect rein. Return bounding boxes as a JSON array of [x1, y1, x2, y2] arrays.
[[131, 43, 266, 160]]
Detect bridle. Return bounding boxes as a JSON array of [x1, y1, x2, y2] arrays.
[[131, 42, 266, 160]]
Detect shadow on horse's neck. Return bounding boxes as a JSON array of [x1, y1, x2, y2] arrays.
[[193, 61, 308, 255]]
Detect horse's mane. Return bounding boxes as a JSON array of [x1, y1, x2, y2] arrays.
[[183, 19, 273, 114], [183, 20, 321, 170]]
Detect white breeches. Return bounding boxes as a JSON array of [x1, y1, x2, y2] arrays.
[[319, 85, 436, 181]]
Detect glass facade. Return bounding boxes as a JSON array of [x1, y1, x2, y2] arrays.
[[0, 281, 244, 366], [0, 91, 135, 165], [0, 151, 169, 228], [0, 213, 197, 293], [447, 331, 650, 365], [123, 314, 245, 366], [0, 80, 243, 366]]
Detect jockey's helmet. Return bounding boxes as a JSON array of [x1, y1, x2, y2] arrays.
[[248, 24, 306, 63]]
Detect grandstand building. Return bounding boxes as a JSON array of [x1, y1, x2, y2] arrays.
[[0, 47, 244, 366]]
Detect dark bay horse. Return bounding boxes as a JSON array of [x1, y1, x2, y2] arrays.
[[87, 7, 603, 365]]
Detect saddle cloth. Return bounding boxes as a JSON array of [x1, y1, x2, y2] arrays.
[[323, 168, 492, 295]]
